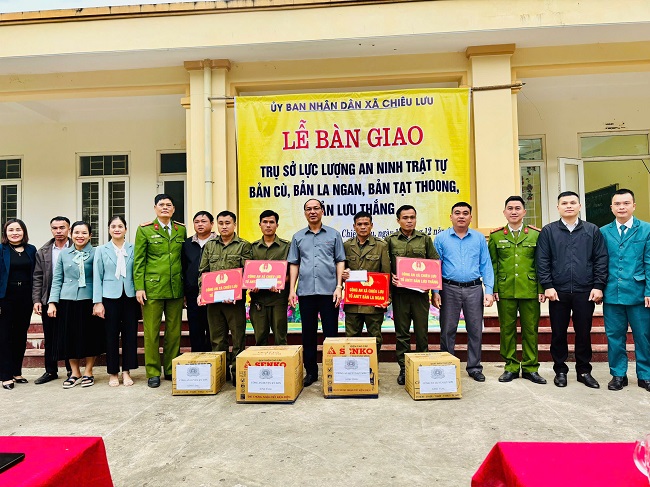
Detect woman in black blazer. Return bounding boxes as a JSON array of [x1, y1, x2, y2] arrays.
[[0, 219, 37, 390]]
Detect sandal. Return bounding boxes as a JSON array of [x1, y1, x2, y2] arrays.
[[108, 376, 120, 387], [63, 376, 81, 389], [80, 375, 95, 388]]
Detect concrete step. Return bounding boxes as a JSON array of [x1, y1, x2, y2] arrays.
[[22, 314, 634, 368]]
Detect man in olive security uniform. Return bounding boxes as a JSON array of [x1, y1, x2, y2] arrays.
[[488, 196, 546, 384], [343, 211, 391, 351], [198, 210, 252, 385], [385, 205, 438, 385], [134, 194, 186, 388], [249, 209, 290, 347]]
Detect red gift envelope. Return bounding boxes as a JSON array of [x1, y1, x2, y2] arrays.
[[201, 269, 243, 303], [395, 257, 442, 290], [242, 260, 288, 290], [344, 272, 390, 306]]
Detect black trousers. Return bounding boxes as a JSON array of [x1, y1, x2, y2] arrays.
[[103, 293, 139, 374], [0, 286, 33, 381], [186, 291, 211, 352], [42, 313, 71, 374], [299, 294, 339, 376], [549, 292, 595, 375]]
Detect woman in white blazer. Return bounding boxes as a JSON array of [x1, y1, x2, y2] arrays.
[[93, 216, 139, 387]]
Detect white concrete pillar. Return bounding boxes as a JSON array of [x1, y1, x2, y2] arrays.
[[466, 44, 519, 229]]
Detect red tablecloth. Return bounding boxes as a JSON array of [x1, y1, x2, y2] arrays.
[[0, 436, 113, 486], [472, 442, 648, 487]]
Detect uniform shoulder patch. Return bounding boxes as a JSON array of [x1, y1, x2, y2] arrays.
[[490, 226, 505, 234], [173, 221, 185, 226], [139, 221, 153, 227], [527, 224, 541, 232], [277, 237, 290, 245]]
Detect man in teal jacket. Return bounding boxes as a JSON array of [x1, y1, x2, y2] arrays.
[[601, 188, 650, 392]]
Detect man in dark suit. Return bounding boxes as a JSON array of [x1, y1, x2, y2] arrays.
[[32, 216, 72, 384], [182, 210, 215, 353], [600, 188, 650, 392], [537, 191, 608, 389]]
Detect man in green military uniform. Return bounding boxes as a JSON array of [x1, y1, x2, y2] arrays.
[[385, 205, 439, 385], [134, 194, 187, 388], [198, 210, 252, 386], [342, 211, 391, 351], [249, 210, 290, 346], [488, 195, 546, 384]]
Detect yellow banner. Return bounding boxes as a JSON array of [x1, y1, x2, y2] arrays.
[[235, 89, 470, 241]]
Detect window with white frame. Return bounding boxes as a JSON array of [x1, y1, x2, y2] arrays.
[[0, 157, 22, 227], [77, 153, 129, 246], [158, 151, 187, 224], [518, 137, 547, 228], [579, 131, 650, 226]]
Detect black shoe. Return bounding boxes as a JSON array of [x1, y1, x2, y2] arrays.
[[147, 376, 161, 388], [2, 381, 14, 390], [469, 371, 486, 382], [577, 372, 600, 389], [498, 371, 518, 383], [397, 369, 405, 385], [607, 376, 628, 391], [164, 374, 172, 381], [303, 373, 317, 387], [554, 373, 567, 387], [522, 372, 547, 384], [34, 372, 58, 385], [638, 379, 650, 391]]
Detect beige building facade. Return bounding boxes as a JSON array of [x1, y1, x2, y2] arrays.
[[2, 0, 650, 244]]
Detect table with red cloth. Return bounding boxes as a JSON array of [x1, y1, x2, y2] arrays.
[[472, 442, 648, 487], [0, 436, 113, 486]]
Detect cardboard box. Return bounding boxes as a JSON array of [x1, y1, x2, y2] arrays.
[[172, 352, 227, 396], [405, 352, 462, 400], [322, 337, 379, 398], [236, 345, 303, 403]]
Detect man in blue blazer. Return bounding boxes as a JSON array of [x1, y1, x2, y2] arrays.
[[601, 188, 650, 392]]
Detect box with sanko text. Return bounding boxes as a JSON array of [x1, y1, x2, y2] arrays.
[[235, 345, 303, 403], [172, 352, 227, 396], [404, 352, 462, 400], [322, 337, 379, 398]]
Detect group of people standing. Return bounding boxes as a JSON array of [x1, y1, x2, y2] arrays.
[[1, 188, 648, 393], [490, 189, 649, 392], [1, 215, 138, 390]]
